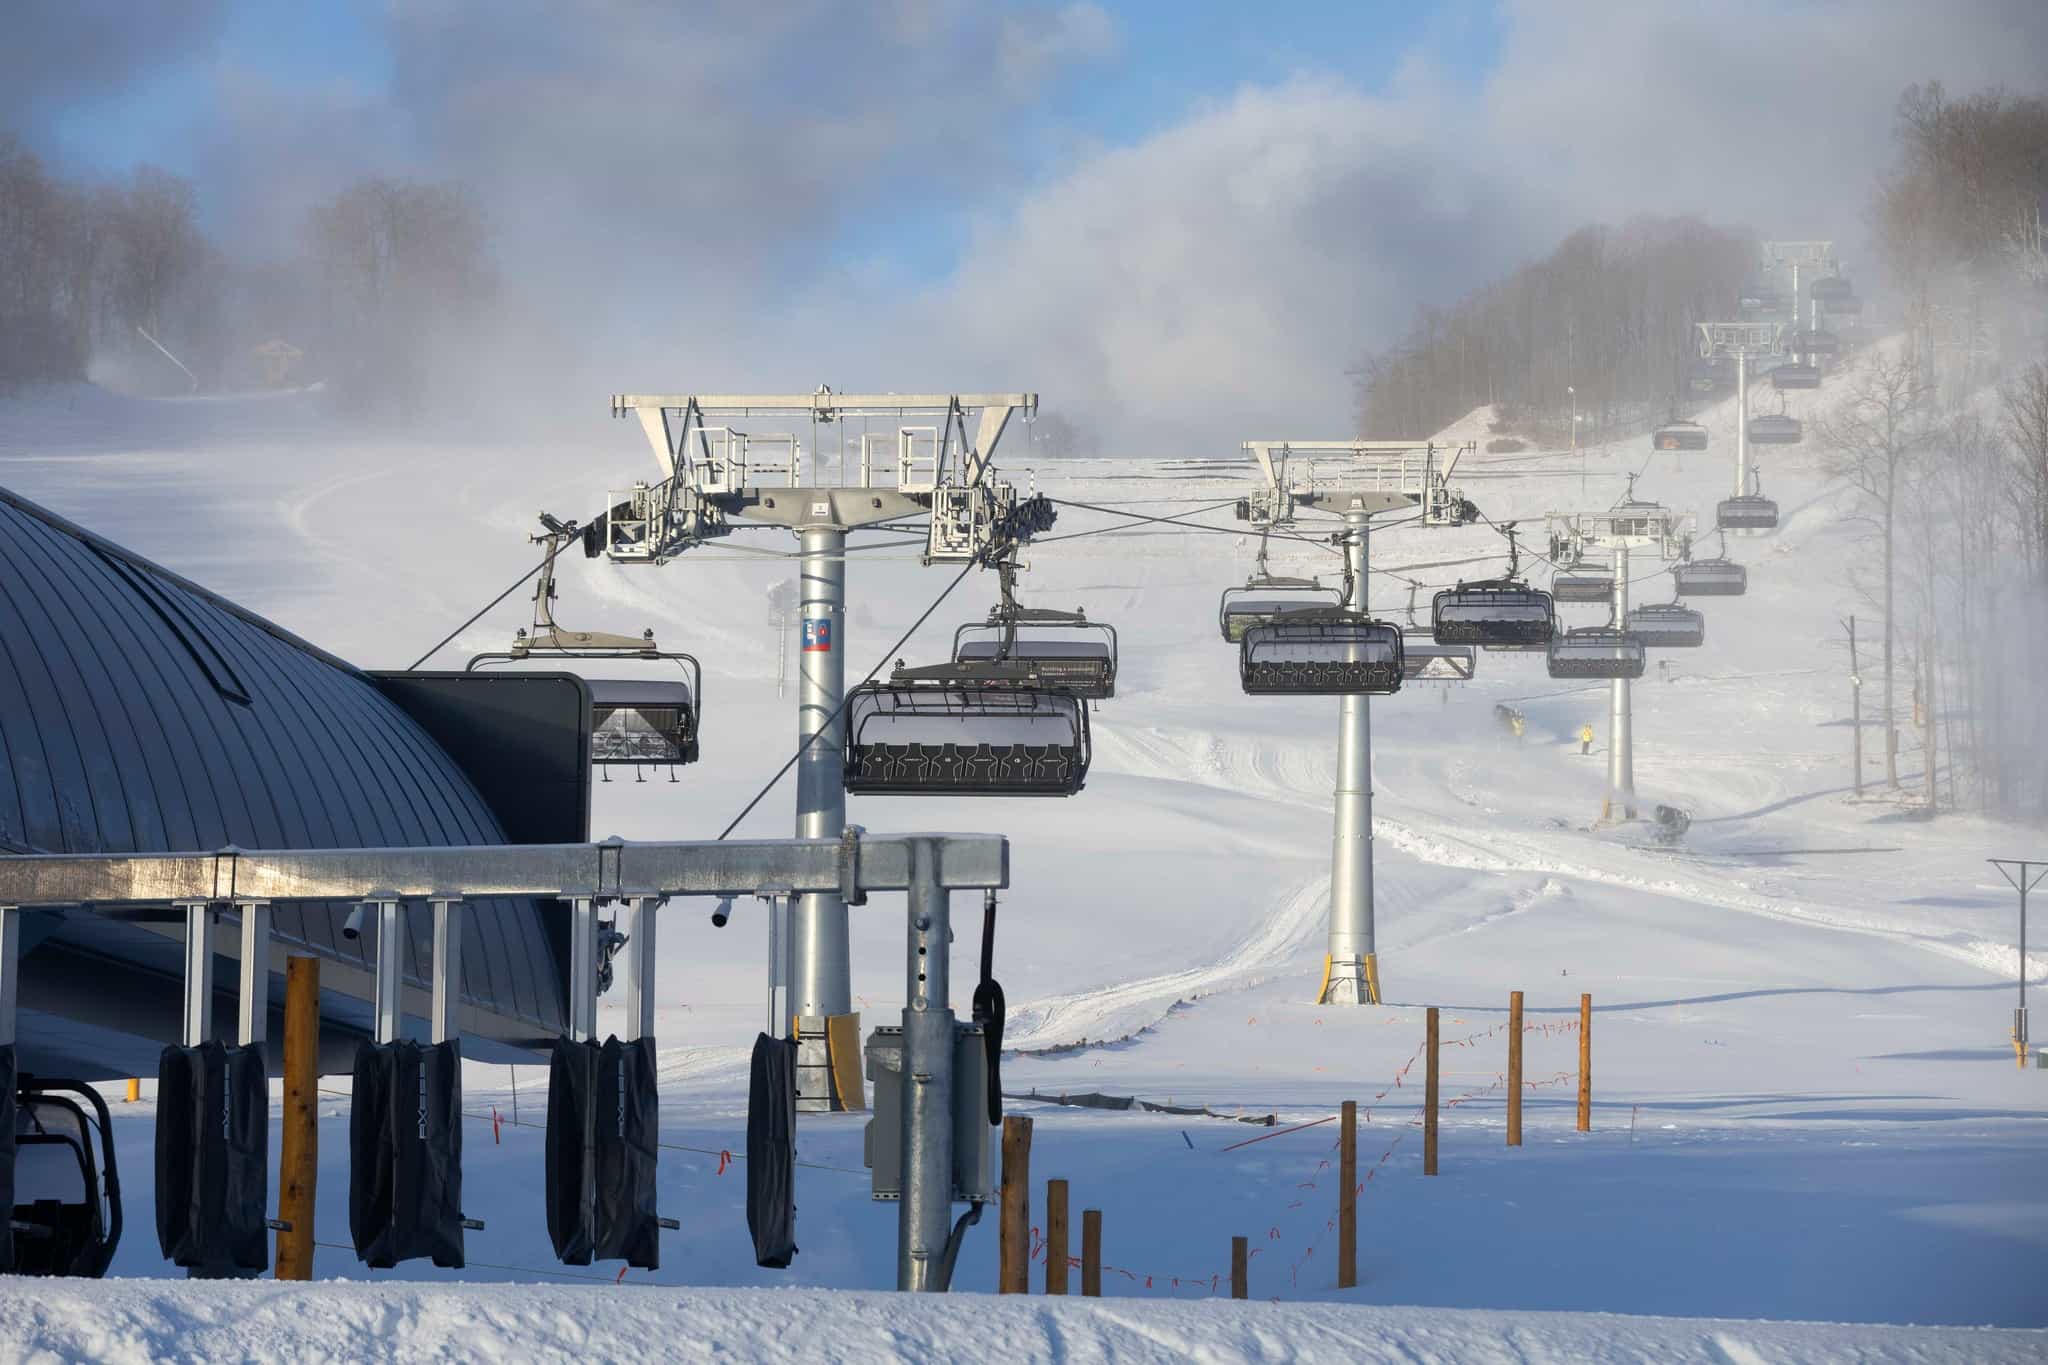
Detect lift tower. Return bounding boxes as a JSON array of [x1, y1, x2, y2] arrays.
[[1694, 322, 1784, 511], [602, 390, 1036, 1104], [1548, 490, 1692, 823], [1238, 439, 1474, 1004]]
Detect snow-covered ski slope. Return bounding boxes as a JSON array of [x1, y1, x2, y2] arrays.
[[1, 347, 2043, 1357]]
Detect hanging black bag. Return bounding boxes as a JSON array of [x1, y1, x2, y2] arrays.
[[746, 1032, 798, 1268]]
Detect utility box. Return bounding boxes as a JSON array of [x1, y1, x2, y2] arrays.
[[862, 1023, 995, 1203]]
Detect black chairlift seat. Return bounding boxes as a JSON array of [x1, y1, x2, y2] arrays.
[[1673, 558, 1748, 596], [1824, 291, 1862, 315], [1625, 603, 1706, 649], [1811, 277, 1855, 306], [1746, 414, 1803, 445], [11, 1077, 122, 1277], [1653, 421, 1709, 451], [1552, 565, 1615, 603], [1402, 640, 1477, 681], [1218, 581, 1343, 642], [954, 613, 1117, 701], [1431, 581, 1555, 648], [1716, 495, 1780, 531], [1240, 610, 1403, 696], [1788, 329, 1840, 356], [843, 676, 1089, 796], [1546, 627, 1647, 680], [585, 677, 700, 766], [1773, 362, 1822, 390]]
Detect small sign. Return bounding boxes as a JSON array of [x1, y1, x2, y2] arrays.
[[803, 617, 833, 653]]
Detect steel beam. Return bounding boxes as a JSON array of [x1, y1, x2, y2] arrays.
[[794, 527, 852, 1026], [371, 899, 403, 1045], [0, 833, 1010, 909], [237, 902, 270, 1047], [620, 897, 657, 1043], [430, 900, 463, 1045], [182, 903, 216, 1047], [1325, 511, 1377, 1005], [614, 394, 1035, 417], [568, 898, 598, 1043], [897, 838, 956, 1291]]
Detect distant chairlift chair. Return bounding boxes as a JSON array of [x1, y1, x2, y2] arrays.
[[1546, 626, 1647, 680], [1773, 361, 1822, 390], [1240, 609, 1404, 696], [1218, 532, 1344, 642], [1746, 413, 1803, 445], [1625, 602, 1706, 649], [1432, 524, 1555, 648], [1551, 559, 1616, 604], [1672, 557, 1748, 597], [1715, 493, 1780, 532], [953, 561, 1117, 700], [1653, 419, 1709, 451]]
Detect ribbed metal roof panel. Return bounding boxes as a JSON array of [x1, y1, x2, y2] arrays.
[[0, 486, 563, 1035]]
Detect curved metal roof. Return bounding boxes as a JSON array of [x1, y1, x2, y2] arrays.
[[0, 486, 564, 1048]]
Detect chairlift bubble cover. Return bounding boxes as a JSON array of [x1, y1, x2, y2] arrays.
[[1552, 571, 1615, 604], [545, 1035, 661, 1269], [1546, 628, 1647, 680], [954, 637, 1115, 700], [1716, 496, 1780, 531], [844, 681, 1089, 796], [1240, 612, 1404, 695], [155, 1040, 268, 1274], [1627, 604, 1706, 648], [349, 1039, 465, 1269], [747, 1033, 798, 1269], [1653, 423, 1709, 451], [1431, 583, 1555, 647]]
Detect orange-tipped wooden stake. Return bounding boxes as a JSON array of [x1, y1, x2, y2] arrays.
[[1081, 1210, 1103, 1297], [1231, 1235, 1249, 1299], [1577, 992, 1593, 1132], [1000, 1116, 1032, 1293], [1045, 1178, 1070, 1295], [1507, 990, 1524, 1147], [1338, 1100, 1358, 1287]]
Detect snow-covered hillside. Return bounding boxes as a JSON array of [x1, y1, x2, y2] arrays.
[[1, 353, 2043, 1357]]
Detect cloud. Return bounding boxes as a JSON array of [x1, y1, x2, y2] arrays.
[[0, 1, 227, 136], [999, 4, 1119, 94]]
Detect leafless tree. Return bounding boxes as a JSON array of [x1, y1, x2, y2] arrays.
[[1815, 352, 1930, 790]]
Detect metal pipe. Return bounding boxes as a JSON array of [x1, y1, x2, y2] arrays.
[[182, 903, 216, 1047], [0, 906, 19, 1047], [372, 900, 403, 1045], [898, 838, 957, 1291], [430, 900, 463, 1045], [1605, 546, 1636, 822], [569, 897, 597, 1043], [1326, 509, 1376, 1004], [237, 902, 270, 1047], [795, 526, 852, 1023], [621, 897, 656, 1043]]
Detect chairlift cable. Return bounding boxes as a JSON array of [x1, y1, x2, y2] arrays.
[[715, 559, 979, 840], [407, 553, 551, 669]]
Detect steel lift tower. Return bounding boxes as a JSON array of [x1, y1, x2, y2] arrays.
[[1765, 239, 1835, 339], [1238, 439, 1474, 1004], [1694, 322, 1784, 514], [1548, 491, 1692, 823], [603, 390, 1037, 1106]]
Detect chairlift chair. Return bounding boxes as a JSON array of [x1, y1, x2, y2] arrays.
[[10, 1076, 122, 1277], [1746, 413, 1803, 445], [1240, 609, 1404, 695], [1431, 581, 1555, 647], [1825, 291, 1863, 315], [1653, 420, 1709, 451], [955, 562, 1118, 699], [1546, 626, 1647, 680], [1788, 329, 1840, 356], [1811, 277, 1854, 306], [1625, 602, 1706, 648], [1552, 562, 1616, 603], [1715, 494, 1780, 531], [467, 515, 702, 773], [1773, 362, 1822, 390], [1673, 557, 1748, 596], [843, 674, 1089, 796], [1401, 637, 1477, 681]]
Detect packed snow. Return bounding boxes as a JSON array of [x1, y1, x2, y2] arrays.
[[1, 350, 2044, 1359]]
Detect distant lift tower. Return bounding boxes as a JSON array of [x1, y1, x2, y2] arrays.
[[1764, 239, 1834, 339], [1238, 439, 1474, 1004], [1547, 488, 1692, 823], [603, 389, 1037, 1105], [1695, 322, 1784, 511]]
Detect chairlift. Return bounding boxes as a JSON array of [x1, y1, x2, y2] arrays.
[[1810, 276, 1854, 306], [1218, 531, 1344, 641], [468, 515, 702, 771], [843, 675, 1089, 796], [1788, 329, 1840, 356], [1240, 609, 1403, 695], [1552, 562, 1616, 603], [1673, 557, 1748, 596], [1546, 626, 1647, 680], [1625, 602, 1706, 649], [1715, 494, 1780, 531], [954, 559, 1117, 699], [1401, 637, 1477, 681], [10, 1076, 122, 1277], [1432, 524, 1555, 647], [1739, 286, 1784, 313], [1773, 362, 1822, 390], [1653, 420, 1709, 451], [1746, 413, 1803, 445]]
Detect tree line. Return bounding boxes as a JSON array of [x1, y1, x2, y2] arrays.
[[0, 132, 492, 413], [1350, 216, 1757, 443]]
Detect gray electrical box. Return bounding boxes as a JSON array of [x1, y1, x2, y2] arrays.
[[862, 1023, 996, 1203]]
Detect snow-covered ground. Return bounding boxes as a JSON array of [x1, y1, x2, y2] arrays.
[[2, 357, 2044, 1359]]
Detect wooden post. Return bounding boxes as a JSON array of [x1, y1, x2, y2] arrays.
[[999, 1115, 1032, 1293], [1337, 1100, 1358, 1287], [1424, 1006, 1440, 1176], [1507, 990, 1524, 1147], [275, 955, 319, 1280], [1231, 1235, 1249, 1299], [1081, 1209, 1102, 1297], [1577, 992, 1592, 1133], [1045, 1178, 1070, 1295]]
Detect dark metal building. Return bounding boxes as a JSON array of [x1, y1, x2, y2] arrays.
[[0, 487, 574, 1075]]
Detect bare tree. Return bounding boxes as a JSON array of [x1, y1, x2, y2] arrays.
[[2001, 361, 2048, 583], [1816, 352, 1930, 790]]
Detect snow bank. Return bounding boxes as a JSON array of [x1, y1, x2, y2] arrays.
[[0, 1281, 2038, 1364]]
